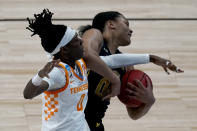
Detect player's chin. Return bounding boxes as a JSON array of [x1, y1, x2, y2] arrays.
[[127, 37, 131, 44], [126, 40, 131, 46], [79, 49, 84, 58], [82, 50, 86, 58], [122, 40, 131, 46], [75, 52, 84, 60]]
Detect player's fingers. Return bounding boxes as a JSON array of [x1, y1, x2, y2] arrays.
[[127, 95, 138, 100], [46, 61, 54, 68], [53, 59, 61, 64], [127, 82, 138, 91], [55, 59, 61, 67], [127, 82, 142, 93], [54, 62, 61, 68], [49, 63, 54, 68], [177, 68, 184, 73], [125, 89, 137, 96], [134, 95, 144, 101], [46, 64, 54, 73], [169, 64, 184, 73], [51, 61, 58, 66], [134, 80, 145, 89], [165, 61, 184, 73], [48, 60, 60, 69], [162, 66, 170, 75], [146, 77, 152, 89], [56, 59, 61, 63]]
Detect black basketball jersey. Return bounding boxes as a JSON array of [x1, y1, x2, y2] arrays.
[[85, 43, 126, 126]]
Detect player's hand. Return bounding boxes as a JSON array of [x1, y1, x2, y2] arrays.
[[150, 55, 184, 75], [38, 59, 61, 78], [102, 76, 120, 101], [125, 77, 155, 105]]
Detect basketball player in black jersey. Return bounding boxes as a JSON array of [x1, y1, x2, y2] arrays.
[[79, 12, 154, 130], [79, 11, 183, 131]]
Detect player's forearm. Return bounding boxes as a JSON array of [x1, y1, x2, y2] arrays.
[[82, 29, 120, 85], [84, 52, 120, 84], [126, 101, 155, 120], [149, 55, 163, 63], [23, 79, 48, 99], [149, 55, 169, 66]]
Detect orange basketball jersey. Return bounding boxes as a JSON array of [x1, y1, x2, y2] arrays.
[[41, 59, 89, 131]]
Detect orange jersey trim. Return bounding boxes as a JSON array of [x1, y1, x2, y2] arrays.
[[70, 59, 84, 81], [44, 63, 69, 95], [81, 58, 87, 70]]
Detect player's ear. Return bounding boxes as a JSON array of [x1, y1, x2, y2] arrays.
[[106, 20, 116, 29]]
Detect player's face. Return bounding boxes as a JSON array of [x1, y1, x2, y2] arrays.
[[113, 16, 133, 46], [64, 34, 84, 61]]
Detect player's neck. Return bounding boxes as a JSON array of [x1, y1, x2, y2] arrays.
[[105, 39, 119, 54], [103, 32, 119, 54], [108, 43, 118, 54], [54, 57, 76, 69], [63, 59, 76, 69]]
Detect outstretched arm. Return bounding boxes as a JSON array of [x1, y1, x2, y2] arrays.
[[23, 60, 60, 99], [100, 53, 149, 68], [100, 54, 184, 74]]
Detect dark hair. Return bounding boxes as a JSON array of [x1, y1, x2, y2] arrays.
[[78, 11, 122, 36], [78, 25, 92, 37], [26, 9, 67, 53]]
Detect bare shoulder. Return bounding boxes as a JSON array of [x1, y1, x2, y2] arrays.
[[82, 28, 103, 54], [82, 28, 103, 42]]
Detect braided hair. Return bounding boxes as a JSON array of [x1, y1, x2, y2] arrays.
[[78, 11, 122, 36], [26, 9, 67, 53]]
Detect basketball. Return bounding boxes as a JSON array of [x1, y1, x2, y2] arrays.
[[118, 70, 153, 107]]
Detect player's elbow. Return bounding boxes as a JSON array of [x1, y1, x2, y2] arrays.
[[128, 114, 141, 120], [82, 46, 89, 59], [23, 93, 32, 99], [23, 94, 31, 99], [127, 108, 142, 120], [23, 89, 33, 99]]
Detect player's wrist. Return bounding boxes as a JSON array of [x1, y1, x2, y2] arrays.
[[38, 70, 46, 78], [110, 74, 120, 84], [32, 73, 42, 86], [146, 96, 155, 105], [149, 55, 157, 63]]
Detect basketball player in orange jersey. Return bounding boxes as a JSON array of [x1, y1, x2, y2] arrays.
[[23, 9, 91, 131]]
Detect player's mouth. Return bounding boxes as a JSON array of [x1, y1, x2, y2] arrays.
[[128, 33, 132, 38]]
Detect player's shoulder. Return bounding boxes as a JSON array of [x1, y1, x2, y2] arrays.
[[83, 28, 103, 42], [85, 28, 102, 35]]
